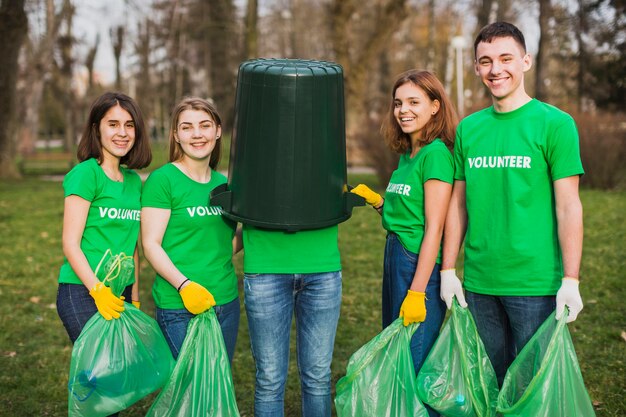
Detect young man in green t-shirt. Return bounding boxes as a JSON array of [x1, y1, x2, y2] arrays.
[[440, 21, 585, 385]]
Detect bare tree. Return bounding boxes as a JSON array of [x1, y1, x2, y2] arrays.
[[85, 34, 99, 96], [18, 0, 72, 156], [244, 0, 258, 59], [427, 0, 436, 71], [330, 0, 408, 162], [135, 19, 154, 121], [56, 2, 77, 151], [111, 25, 125, 91], [535, 0, 552, 101], [0, 0, 28, 178]]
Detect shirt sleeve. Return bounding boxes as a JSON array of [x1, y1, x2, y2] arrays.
[[546, 115, 585, 181], [141, 169, 173, 209], [453, 126, 466, 181], [422, 147, 454, 184], [63, 161, 97, 201]]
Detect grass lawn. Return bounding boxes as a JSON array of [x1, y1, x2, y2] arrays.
[[0, 176, 624, 416]]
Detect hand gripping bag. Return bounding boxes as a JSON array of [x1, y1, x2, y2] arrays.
[[146, 309, 241, 417], [417, 298, 499, 417], [496, 310, 596, 417], [334, 318, 429, 417], [68, 251, 175, 416]]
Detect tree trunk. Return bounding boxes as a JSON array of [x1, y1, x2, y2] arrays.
[[476, 0, 495, 33], [330, 0, 408, 163], [111, 26, 125, 91], [85, 35, 99, 96], [535, 0, 551, 101], [244, 0, 258, 59], [0, 0, 28, 178], [59, 4, 76, 152], [18, 0, 72, 157], [19, 76, 46, 156], [427, 0, 436, 72], [576, 0, 587, 112]]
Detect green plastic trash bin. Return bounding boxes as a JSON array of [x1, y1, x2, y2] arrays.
[[211, 58, 364, 231]]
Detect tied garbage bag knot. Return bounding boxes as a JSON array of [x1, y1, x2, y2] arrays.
[[68, 250, 175, 417], [417, 297, 499, 417], [496, 308, 596, 417], [334, 318, 429, 417], [93, 249, 134, 296]]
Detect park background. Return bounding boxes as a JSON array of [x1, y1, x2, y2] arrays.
[[0, 0, 624, 416]]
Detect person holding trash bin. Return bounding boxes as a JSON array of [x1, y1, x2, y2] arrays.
[[242, 224, 342, 417], [56, 92, 152, 416], [351, 70, 458, 415], [141, 97, 241, 363], [440, 21, 585, 386]]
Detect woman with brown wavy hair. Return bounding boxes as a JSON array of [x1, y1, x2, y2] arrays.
[[351, 69, 458, 417]]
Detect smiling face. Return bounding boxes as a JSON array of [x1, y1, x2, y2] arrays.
[[98, 104, 136, 163], [175, 109, 222, 162], [475, 36, 532, 109], [393, 82, 440, 143]]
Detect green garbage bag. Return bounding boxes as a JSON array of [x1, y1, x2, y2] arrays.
[[334, 318, 429, 417], [68, 251, 175, 417], [417, 298, 498, 417], [497, 310, 596, 417], [146, 309, 240, 417]]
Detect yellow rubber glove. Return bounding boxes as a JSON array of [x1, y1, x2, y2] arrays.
[[350, 184, 383, 207], [132, 300, 141, 309], [399, 290, 426, 326], [179, 281, 216, 315], [89, 282, 125, 320]]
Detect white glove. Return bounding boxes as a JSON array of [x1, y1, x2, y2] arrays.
[[555, 277, 583, 323], [440, 269, 467, 309]]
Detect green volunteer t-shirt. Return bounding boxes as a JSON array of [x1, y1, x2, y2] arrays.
[[382, 139, 453, 262], [454, 99, 584, 296], [141, 163, 238, 309], [243, 225, 340, 274], [58, 158, 141, 285]]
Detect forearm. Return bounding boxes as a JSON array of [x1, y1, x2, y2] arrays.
[[63, 244, 100, 290], [143, 242, 188, 289], [557, 200, 583, 279], [442, 182, 467, 270], [232, 226, 243, 255], [410, 227, 444, 292], [132, 247, 140, 301], [554, 176, 583, 280]]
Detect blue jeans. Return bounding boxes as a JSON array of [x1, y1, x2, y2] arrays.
[[56, 283, 133, 417], [156, 297, 240, 363], [244, 272, 342, 417], [465, 291, 556, 386], [57, 283, 133, 343], [382, 233, 446, 417]]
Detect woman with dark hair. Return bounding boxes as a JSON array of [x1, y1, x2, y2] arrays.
[[141, 97, 240, 362], [351, 70, 458, 417], [56, 92, 152, 416]]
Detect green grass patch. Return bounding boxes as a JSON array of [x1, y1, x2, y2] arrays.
[[0, 178, 623, 416]]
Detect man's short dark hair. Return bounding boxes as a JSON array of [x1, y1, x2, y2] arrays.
[[474, 21, 526, 56]]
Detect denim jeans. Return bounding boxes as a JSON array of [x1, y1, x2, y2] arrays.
[[382, 233, 446, 417], [57, 283, 133, 343], [56, 283, 133, 417], [465, 291, 556, 386], [156, 297, 240, 363], [244, 271, 342, 417]]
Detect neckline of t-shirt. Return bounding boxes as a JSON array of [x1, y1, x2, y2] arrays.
[[95, 159, 125, 184], [406, 138, 442, 160], [490, 98, 538, 119], [170, 162, 214, 185]]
